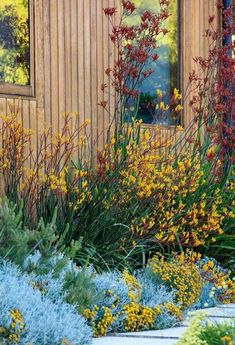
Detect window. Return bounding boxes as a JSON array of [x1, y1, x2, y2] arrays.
[[0, 0, 34, 96], [125, 0, 180, 125]]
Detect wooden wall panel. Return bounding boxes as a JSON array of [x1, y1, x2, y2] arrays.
[[181, 0, 220, 129], [0, 0, 220, 168]]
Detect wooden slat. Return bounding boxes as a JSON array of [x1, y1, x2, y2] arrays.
[[50, 0, 59, 133], [65, 0, 72, 114], [43, 0, 51, 127], [57, 0, 66, 127], [78, 0, 85, 143], [91, 0, 98, 159], [84, 0, 92, 156], [97, 0, 105, 150]]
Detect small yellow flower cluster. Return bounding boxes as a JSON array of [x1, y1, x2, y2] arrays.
[[155, 88, 183, 115], [83, 305, 114, 337], [176, 249, 235, 305], [0, 309, 25, 343], [149, 254, 202, 308], [122, 302, 159, 332], [163, 303, 183, 321], [95, 307, 114, 337], [82, 304, 99, 322], [122, 270, 141, 302], [221, 336, 233, 345], [49, 170, 68, 194]]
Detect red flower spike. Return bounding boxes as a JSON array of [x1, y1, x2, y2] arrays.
[[122, 1, 136, 13]]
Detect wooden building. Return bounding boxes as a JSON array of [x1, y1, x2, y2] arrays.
[[0, 0, 225, 156]]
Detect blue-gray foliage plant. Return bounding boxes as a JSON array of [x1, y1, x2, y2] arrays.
[[23, 250, 97, 312], [0, 258, 92, 345], [137, 270, 175, 308], [92, 271, 130, 331], [137, 270, 180, 329]]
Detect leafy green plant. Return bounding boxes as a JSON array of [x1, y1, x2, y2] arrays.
[[200, 322, 235, 345], [0, 0, 30, 85], [177, 313, 235, 345], [0, 198, 81, 266]]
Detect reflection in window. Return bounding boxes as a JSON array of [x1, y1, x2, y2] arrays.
[[126, 0, 179, 125], [0, 0, 30, 86]]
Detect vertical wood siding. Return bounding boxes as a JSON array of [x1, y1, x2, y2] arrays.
[[0, 0, 220, 170]]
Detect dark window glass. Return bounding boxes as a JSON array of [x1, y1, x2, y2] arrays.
[[125, 0, 179, 125], [0, 0, 30, 86]]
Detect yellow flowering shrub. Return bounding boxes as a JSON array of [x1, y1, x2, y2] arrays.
[[148, 253, 202, 308], [94, 307, 114, 337], [83, 305, 114, 337], [0, 113, 233, 269], [163, 303, 183, 321], [198, 259, 235, 304], [177, 249, 235, 304], [122, 302, 160, 332]]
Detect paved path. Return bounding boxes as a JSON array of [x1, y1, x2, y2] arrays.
[[92, 304, 235, 345]]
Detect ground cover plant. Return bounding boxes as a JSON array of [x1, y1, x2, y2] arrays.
[[0, 258, 92, 345]]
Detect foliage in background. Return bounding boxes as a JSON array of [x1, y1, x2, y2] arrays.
[[0, 0, 30, 85]]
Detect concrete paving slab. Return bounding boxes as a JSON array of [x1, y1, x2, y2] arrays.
[[218, 304, 235, 309], [93, 337, 177, 345], [119, 327, 186, 339], [191, 307, 235, 317]]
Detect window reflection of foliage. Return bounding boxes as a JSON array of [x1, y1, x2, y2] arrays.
[[126, 0, 179, 124], [0, 0, 30, 86]]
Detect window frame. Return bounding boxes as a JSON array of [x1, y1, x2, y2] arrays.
[[0, 0, 35, 97]]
